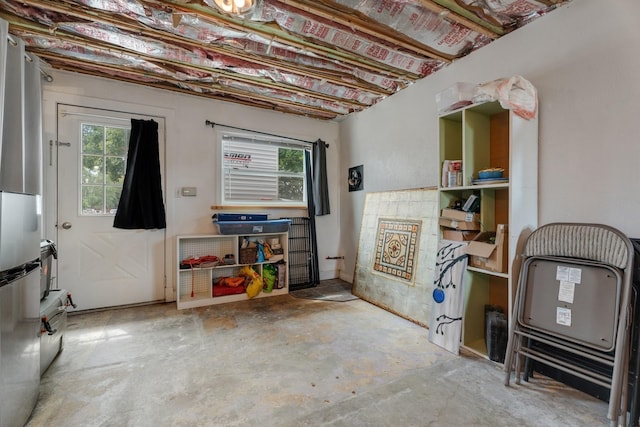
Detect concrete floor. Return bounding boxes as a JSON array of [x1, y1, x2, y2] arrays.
[[26, 281, 611, 427]]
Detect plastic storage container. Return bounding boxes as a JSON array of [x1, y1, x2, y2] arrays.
[[213, 213, 268, 222], [214, 219, 291, 235]]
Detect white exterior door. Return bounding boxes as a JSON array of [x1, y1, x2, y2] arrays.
[[56, 104, 166, 311]]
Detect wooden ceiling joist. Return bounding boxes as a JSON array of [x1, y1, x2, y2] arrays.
[[2, 0, 568, 120], [16, 0, 395, 96], [274, 0, 454, 63], [40, 53, 342, 119], [162, 0, 423, 81], [8, 22, 370, 113], [423, 0, 505, 36]]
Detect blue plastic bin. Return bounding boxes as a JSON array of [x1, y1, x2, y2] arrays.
[[213, 219, 291, 235], [213, 213, 268, 222]]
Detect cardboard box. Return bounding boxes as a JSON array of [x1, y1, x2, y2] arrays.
[[441, 208, 480, 223], [465, 224, 508, 273], [442, 229, 480, 242], [438, 217, 481, 231], [439, 209, 481, 231]]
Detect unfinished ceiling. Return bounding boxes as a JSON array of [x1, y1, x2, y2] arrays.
[[2, 0, 568, 120]]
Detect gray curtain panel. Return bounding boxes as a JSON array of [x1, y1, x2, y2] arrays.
[[305, 150, 320, 286], [312, 139, 330, 216]]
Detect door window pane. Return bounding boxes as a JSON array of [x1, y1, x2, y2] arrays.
[[82, 185, 104, 215], [80, 123, 129, 215], [81, 124, 104, 154], [105, 157, 125, 185], [105, 127, 128, 156], [105, 186, 122, 213], [82, 155, 104, 184]]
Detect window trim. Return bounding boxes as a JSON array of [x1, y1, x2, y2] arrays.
[[218, 131, 309, 208]]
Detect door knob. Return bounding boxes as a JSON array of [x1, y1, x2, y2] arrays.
[[61, 222, 72, 229]]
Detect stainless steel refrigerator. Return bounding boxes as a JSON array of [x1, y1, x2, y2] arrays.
[[0, 192, 41, 427], [0, 22, 43, 426]]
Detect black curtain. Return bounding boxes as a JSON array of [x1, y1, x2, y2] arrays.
[[312, 139, 330, 216], [305, 150, 320, 286], [113, 119, 166, 229]]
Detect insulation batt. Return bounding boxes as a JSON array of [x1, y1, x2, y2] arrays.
[[76, 0, 407, 92], [332, 0, 489, 57], [259, 0, 441, 76], [62, 24, 379, 107], [457, 0, 553, 26]]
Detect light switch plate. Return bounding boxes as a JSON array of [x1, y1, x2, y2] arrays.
[[181, 187, 197, 197]]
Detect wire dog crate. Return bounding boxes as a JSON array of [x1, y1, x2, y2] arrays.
[[286, 217, 314, 290]]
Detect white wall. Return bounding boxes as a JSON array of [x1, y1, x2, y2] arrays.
[[42, 73, 341, 298], [338, 0, 640, 282]]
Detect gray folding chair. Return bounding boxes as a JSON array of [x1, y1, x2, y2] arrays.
[[504, 223, 634, 427]]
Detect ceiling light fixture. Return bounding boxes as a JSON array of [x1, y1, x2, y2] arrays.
[[211, 0, 255, 15]]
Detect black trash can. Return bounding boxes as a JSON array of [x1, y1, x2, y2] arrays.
[[485, 306, 508, 363], [40, 240, 57, 300]]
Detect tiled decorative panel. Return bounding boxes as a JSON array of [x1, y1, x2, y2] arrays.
[[373, 218, 421, 284], [352, 188, 439, 326]]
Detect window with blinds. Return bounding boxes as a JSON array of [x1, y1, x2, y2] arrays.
[[221, 134, 307, 206]]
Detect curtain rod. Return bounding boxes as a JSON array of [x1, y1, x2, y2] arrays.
[[205, 120, 328, 148], [59, 110, 131, 121]]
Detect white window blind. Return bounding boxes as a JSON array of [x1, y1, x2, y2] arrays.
[[221, 134, 306, 206]]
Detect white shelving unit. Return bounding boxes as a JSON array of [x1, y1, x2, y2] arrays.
[[438, 100, 538, 358], [176, 233, 288, 310]]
